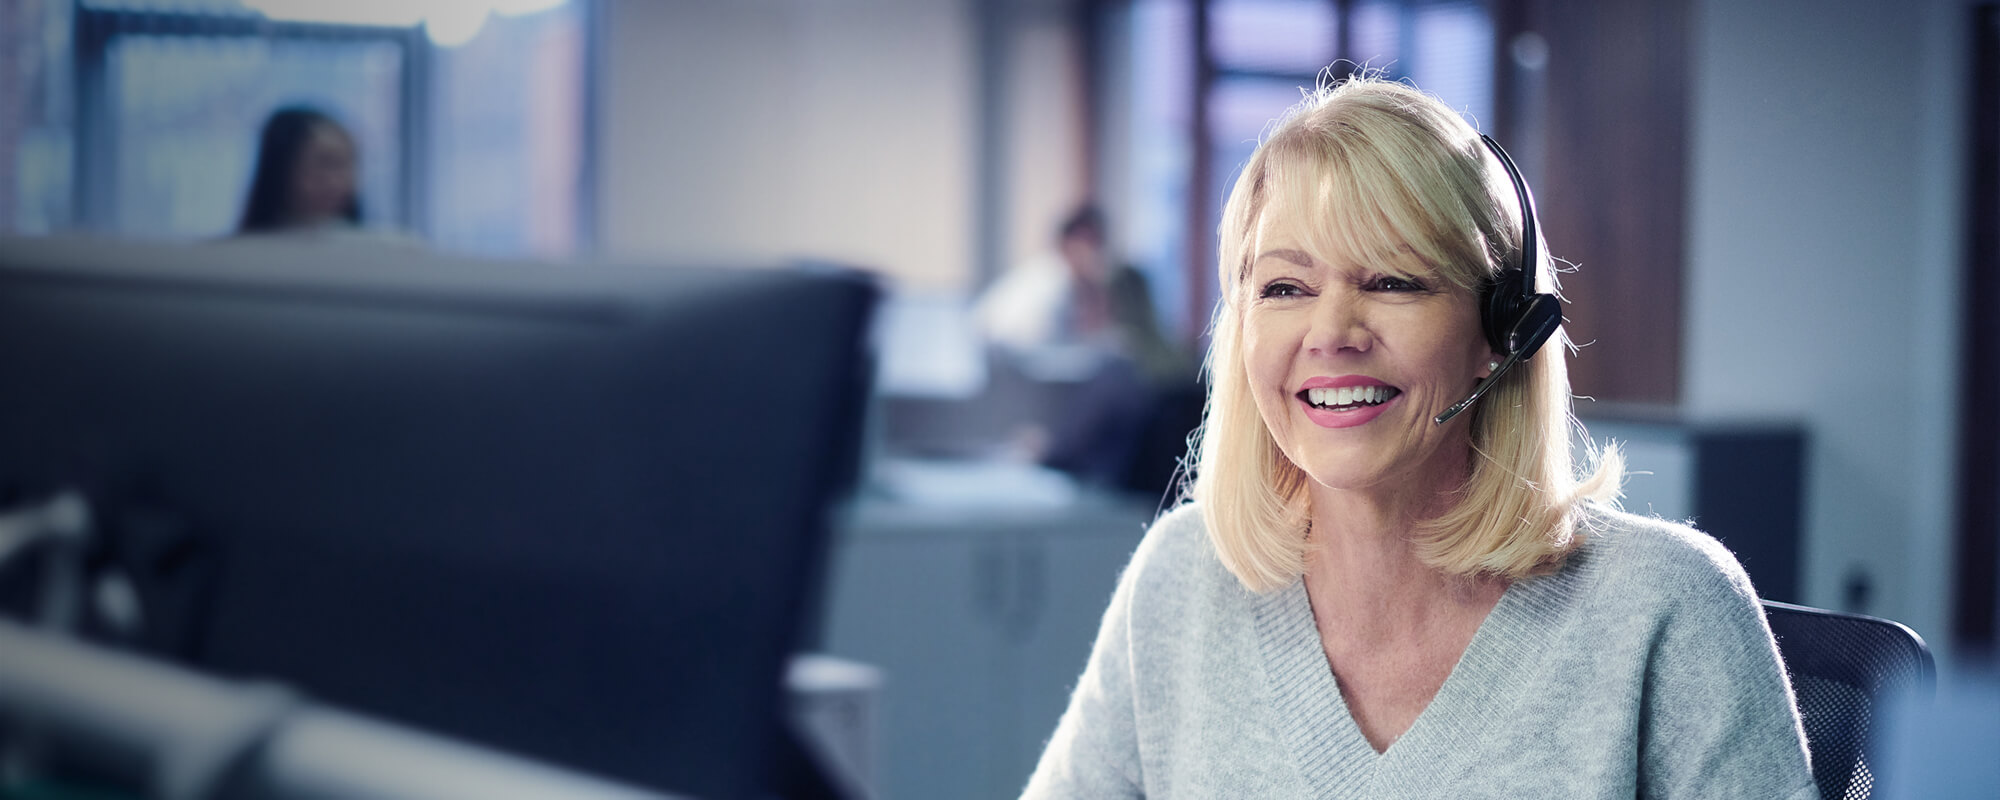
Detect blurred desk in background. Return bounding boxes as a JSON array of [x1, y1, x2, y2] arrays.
[[822, 459, 1155, 800]]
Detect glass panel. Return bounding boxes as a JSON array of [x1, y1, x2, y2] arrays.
[[1407, 1, 1494, 129], [430, 2, 585, 256], [1208, 75, 1303, 233], [1210, 0, 1336, 75], [3, 0, 76, 234], [1124, 0, 1196, 338], [108, 34, 404, 238], [1347, 0, 1403, 69], [1209, 75, 1308, 146]]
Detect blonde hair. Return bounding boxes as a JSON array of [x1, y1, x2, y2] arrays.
[[1189, 74, 1623, 592]]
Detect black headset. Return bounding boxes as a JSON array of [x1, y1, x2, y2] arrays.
[[1433, 134, 1562, 425]]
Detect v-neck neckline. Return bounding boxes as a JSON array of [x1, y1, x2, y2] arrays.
[[1253, 528, 1612, 795]]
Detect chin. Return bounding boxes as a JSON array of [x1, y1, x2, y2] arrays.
[[1290, 458, 1394, 494]]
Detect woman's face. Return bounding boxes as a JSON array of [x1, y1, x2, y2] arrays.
[[290, 123, 357, 225], [1240, 193, 1496, 497]]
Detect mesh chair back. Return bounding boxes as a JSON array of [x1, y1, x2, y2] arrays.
[[1763, 600, 1935, 800]]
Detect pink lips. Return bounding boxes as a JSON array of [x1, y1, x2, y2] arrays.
[[1297, 376, 1399, 429]]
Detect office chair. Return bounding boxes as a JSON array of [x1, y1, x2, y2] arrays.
[[1762, 599, 1935, 800]]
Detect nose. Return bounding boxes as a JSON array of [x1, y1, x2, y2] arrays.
[[1304, 290, 1372, 356]]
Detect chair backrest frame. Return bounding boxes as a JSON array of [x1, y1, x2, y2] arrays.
[[1762, 599, 1935, 800]]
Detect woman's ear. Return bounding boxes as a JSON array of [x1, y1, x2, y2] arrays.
[[1476, 355, 1502, 381]]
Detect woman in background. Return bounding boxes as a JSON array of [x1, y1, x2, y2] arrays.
[[236, 106, 362, 235], [1022, 74, 1816, 798]]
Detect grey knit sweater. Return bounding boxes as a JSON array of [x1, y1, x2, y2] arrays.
[[1022, 502, 1819, 799]]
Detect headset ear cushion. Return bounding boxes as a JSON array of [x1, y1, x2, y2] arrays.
[[1482, 268, 1526, 354], [1507, 293, 1562, 359]]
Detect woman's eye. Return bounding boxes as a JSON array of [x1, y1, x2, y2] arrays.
[[1366, 275, 1426, 292], [1259, 281, 1305, 299]]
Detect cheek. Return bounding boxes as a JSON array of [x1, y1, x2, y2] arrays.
[[1239, 316, 1277, 385], [1238, 312, 1297, 413], [1452, 315, 1492, 372], [1401, 306, 1488, 378]]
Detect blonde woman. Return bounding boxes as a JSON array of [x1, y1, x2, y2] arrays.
[[1022, 75, 1816, 799]]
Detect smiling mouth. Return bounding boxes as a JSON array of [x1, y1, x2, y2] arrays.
[[1298, 385, 1402, 410]]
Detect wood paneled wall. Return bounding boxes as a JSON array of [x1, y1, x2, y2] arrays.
[[1496, 0, 1691, 405]]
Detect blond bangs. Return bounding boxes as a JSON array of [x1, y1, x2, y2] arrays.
[[1255, 106, 1502, 295]]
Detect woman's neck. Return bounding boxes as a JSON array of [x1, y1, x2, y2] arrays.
[[1302, 517, 1504, 645], [1300, 457, 1496, 636]]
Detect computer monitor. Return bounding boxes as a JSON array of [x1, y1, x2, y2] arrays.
[[0, 235, 879, 800]]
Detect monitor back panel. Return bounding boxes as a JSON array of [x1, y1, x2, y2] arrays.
[[0, 236, 879, 799]]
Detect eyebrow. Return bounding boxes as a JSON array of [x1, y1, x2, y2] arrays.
[[1254, 248, 1315, 268]]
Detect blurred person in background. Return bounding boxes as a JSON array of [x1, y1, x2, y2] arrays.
[[978, 206, 1183, 380], [236, 106, 371, 237], [977, 206, 1196, 492]]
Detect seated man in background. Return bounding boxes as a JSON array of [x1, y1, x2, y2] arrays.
[[977, 206, 1196, 493]]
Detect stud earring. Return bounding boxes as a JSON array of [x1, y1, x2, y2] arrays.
[[1488, 360, 1501, 372]]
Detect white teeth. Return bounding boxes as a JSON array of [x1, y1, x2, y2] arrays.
[[1305, 385, 1393, 408]]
